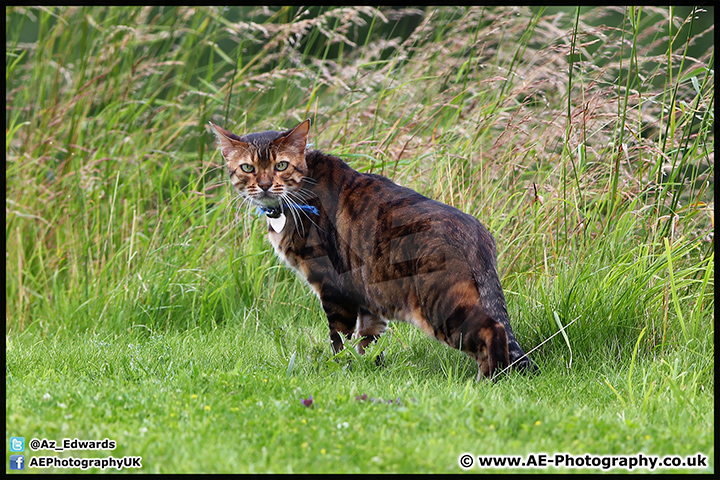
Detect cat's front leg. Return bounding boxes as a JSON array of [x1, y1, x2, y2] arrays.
[[355, 308, 388, 363], [319, 285, 358, 354]]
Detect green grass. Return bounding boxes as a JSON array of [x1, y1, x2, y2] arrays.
[[6, 6, 714, 473], [6, 319, 713, 473]]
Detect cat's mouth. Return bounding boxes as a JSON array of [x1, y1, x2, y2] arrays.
[[247, 191, 281, 208]]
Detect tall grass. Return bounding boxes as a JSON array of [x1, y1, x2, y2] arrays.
[[6, 5, 713, 377]]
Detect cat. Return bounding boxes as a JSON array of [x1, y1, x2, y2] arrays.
[[210, 119, 537, 380]]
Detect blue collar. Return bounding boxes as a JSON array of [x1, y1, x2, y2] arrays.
[[257, 203, 319, 218]]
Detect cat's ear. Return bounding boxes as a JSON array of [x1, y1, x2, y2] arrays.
[[209, 121, 248, 158], [275, 119, 310, 156]]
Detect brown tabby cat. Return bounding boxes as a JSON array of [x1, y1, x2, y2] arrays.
[[211, 119, 537, 380]]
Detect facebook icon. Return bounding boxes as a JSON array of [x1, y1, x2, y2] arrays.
[[10, 455, 25, 470]]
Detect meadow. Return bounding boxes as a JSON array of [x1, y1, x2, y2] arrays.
[[5, 6, 714, 473]]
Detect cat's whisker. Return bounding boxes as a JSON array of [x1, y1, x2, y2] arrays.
[[228, 194, 246, 215], [286, 190, 322, 232], [233, 194, 251, 213], [291, 187, 315, 202], [301, 176, 318, 185], [223, 194, 239, 229], [281, 192, 308, 237], [286, 191, 313, 206], [287, 188, 319, 212], [227, 191, 261, 233], [229, 196, 251, 231]]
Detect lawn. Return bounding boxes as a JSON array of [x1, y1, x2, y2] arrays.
[[6, 6, 714, 473]]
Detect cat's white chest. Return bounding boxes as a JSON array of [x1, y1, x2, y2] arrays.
[[267, 215, 293, 267], [266, 216, 321, 300]]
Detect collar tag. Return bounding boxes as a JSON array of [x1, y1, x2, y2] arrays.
[[268, 213, 286, 233]]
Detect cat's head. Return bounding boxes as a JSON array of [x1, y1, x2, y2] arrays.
[[210, 120, 310, 209]]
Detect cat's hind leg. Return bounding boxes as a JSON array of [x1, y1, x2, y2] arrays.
[[448, 307, 509, 381], [413, 300, 510, 379], [433, 284, 510, 380], [465, 317, 510, 381]]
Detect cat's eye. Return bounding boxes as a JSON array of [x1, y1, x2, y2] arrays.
[[275, 161, 289, 171], [240, 164, 255, 173]]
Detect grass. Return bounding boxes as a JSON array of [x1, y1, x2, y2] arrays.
[[6, 321, 713, 473], [6, 6, 714, 473]]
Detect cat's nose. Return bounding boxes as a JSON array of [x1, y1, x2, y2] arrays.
[[258, 180, 273, 191]]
